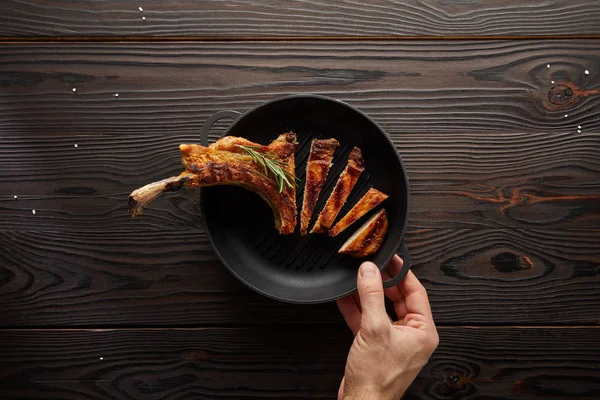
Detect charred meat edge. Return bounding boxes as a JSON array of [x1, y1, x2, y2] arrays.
[[329, 188, 388, 237], [128, 133, 298, 234], [339, 208, 388, 258], [300, 138, 339, 235], [311, 147, 364, 234]]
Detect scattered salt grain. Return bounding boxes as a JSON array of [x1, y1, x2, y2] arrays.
[[32, 210, 36, 215], [585, 70, 590, 75], [142, 16, 146, 20], [546, 64, 551, 69], [74, 144, 78, 148], [139, 6, 144, 12], [578, 125, 582, 129], [551, 80, 555, 84], [13, 195, 17, 199], [564, 114, 569, 118], [577, 130, 582, 133], [100, 357, 104, 360], [114, 93, 119, 97], [72, 88, 77, 92]]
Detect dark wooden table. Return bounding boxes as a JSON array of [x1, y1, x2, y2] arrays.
[[1, 1, 599, 399]]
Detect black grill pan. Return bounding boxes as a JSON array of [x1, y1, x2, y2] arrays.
[[200, 95, 411, 304]]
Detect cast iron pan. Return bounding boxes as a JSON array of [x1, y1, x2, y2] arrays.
[[200, 95, 411, 304]]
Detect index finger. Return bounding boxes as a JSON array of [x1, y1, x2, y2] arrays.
[[398, 270, 433, 320]]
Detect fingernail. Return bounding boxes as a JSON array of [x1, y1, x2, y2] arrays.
[[360, 262, 377, 278]]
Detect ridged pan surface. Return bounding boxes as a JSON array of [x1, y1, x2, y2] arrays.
[[201, 95, 409, 303]]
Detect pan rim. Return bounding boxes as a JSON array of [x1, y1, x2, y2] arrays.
[[200, 94, 411, 304]]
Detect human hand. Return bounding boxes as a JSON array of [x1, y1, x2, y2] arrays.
[[336, 255, 439, 400]]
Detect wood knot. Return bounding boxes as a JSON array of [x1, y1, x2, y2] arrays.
[[548, 84, 573, 105], [447, 373, 462, 386], [491, 252, 533, 273], [542, 82, 598, 110], [518, 194, 529, 206], [428, 363, 476, 398], [444, 370, 468, 389]]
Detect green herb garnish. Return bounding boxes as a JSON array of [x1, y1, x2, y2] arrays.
[[238, 145, 296, 192]]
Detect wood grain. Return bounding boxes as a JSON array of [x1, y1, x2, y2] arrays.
[[417, 327, 600, 400], [1, 129, 598, 230], [1, 41, 599, 229], [0, 0, 599, 38], [1, 228, 598, 326], [406, 228, 600, 325], [0, 229, 338, 326], [1, 327, 599, 399], [0, 41, 598, 136], [0, 327, 349, 399], [1, 4, 598, 398]]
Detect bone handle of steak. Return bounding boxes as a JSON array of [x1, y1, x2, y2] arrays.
[[128, 134, 298, 234], [128, 175, 189, 217], [127, 165, 295, 234]]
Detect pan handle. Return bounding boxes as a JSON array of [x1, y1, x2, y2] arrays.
[[200, 110, 242, 146], [382, 242, 411, 288]]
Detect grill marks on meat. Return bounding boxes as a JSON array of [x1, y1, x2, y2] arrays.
[[311, 147, 364, 234], [329, 188, 389, 237], [129, 133, 298, 234], [300, 138, 339, 235], [339, 209, 388, 258], [129, 133, 390, 256]]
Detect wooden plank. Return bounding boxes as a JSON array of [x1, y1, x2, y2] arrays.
[[407, 228, 600, 325], [1, 0, 600, 38], [1, 229, 598, 326], [0, 229, 338, 326], [0, 129, 598, 230], [1, 327, 599, 399], [1, 41, 599, 229], [0, 42, 598, 136]]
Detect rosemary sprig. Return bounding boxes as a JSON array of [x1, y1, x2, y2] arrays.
[[237, 145, 296, 192]]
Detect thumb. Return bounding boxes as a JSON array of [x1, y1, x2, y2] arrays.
[[357, 262, 388, 333]]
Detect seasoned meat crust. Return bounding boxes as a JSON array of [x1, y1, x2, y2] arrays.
[[329, 188, 388, 237], [311, 147, 364, 234], [300, 138, 339, 235], [129, 133, 298, 234], [339, 208, 388, 258]]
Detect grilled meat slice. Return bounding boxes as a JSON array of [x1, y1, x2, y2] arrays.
[[339, 208, 388, 258], [129, 133, 298, 234], [300, 138, 339, 235], [329, 188, 388, 237], [311, 147, 364, 234]]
